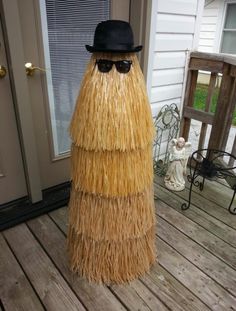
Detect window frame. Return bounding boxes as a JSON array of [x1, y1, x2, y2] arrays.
[[219, 0, 236, 54]]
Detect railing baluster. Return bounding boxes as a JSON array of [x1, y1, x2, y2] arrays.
[[208, 63, 233, 150], [198, 72, 217, 150], [180, 70, 198, 141], [181, 52, 236, 156], [221, 77, 236, 151]]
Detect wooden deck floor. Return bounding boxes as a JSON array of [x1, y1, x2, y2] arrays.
[[1, 175, 236, 311]]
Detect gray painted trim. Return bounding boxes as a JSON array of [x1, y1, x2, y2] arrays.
[[110, 0, 130, 21], [1, 0, 42, 202], [130, 0, 148, 72]]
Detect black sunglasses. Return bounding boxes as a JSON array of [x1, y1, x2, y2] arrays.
[[95, 59, 132, 74]]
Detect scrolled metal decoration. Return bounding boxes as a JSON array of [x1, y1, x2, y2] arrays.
[[153, 103, 180, 177]]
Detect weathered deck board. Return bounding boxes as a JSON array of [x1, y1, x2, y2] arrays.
[[27, 214, 130, 311], [120, 279, 169, 311], [189, 176, 233, 209], [0, 234, 44, 311], [155, 199, 236, 270], [155, 177, 236, 247], [157, 238, 236, 310], [49, 207, 68, 233], [49, 208, 174, 310], [110, 281, 168, 311], [155, 175, 236, 230], [2, 174, 236, 311], [3, 223, 86, 311], [184, 166, 236, 212], [51, 208, 225, 310], [157, 216, 236, 297], [141, 265, 210, 311]]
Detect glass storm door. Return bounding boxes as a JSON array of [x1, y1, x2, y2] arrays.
[[15, 0, 129, 194]]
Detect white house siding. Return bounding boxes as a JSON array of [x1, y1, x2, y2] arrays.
[[198, 0, 225, 53], [146, 0, 205, 117]]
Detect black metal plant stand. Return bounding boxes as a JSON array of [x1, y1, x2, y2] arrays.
[[181, 149, 236, 215]]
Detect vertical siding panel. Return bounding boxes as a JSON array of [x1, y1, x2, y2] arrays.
[[146, 0, 205, 115], [198, 0, 223, 53]]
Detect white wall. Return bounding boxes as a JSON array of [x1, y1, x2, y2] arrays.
[[198, 0, 225, 53], [145, 0, 205, 117]]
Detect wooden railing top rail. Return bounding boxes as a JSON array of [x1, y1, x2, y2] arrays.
[[190, 51, 236, 67]]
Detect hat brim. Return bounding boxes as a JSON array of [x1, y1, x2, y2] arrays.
[[85, 45, 143, 53]]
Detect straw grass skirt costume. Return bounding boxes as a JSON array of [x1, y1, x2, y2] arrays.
[[67, 20, 157, 284]]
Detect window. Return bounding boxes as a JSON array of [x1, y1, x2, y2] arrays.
[[221, 3, 236, 54], [40, 0, 110, 155]]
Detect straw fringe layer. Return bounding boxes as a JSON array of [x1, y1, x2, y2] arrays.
[[71, 144, 153, 196], [67, 225, 156, 284], [68, 185, 156, 241], [70, 53, 155, 152], [68, 52, 156, 284]]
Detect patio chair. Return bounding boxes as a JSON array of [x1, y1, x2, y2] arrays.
[[181, 149, 236, 214]]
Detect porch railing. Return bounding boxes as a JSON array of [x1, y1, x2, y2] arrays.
[[180, 51, 236, 158]]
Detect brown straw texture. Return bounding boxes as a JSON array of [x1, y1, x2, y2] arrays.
[[68, 185, 156, 241], [67, 225, 156, 284], [69, 53, 155, 151], [67, 52, 156, 284], [71, 143, 153, 196]]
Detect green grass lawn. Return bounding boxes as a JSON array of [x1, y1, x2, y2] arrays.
[[193, 84, 236, 126]]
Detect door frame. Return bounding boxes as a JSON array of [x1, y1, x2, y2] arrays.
[[1, 0, 42, 202], [1, 0, 147, 202], [0, 0, 150, 229]]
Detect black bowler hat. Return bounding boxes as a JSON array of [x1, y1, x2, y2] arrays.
[[86, 20, 142, 53]]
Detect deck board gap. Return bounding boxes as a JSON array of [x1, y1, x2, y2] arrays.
[[47, 212, 68, 237]]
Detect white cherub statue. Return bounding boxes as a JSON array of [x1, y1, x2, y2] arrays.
[[164, 137, 191, 191]]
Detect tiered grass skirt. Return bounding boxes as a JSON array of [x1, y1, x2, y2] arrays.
[[67, 53, 157, 284]]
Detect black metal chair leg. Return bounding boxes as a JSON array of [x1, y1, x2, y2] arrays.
[[199, 176, 205, 191], [182, 148, 236, 215], [228, 188, 236, 214], [181, 175, 193, 210]]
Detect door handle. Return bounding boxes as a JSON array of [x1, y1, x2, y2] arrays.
[[25, 62, 46, 76], [0, 65, 7, 78]]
